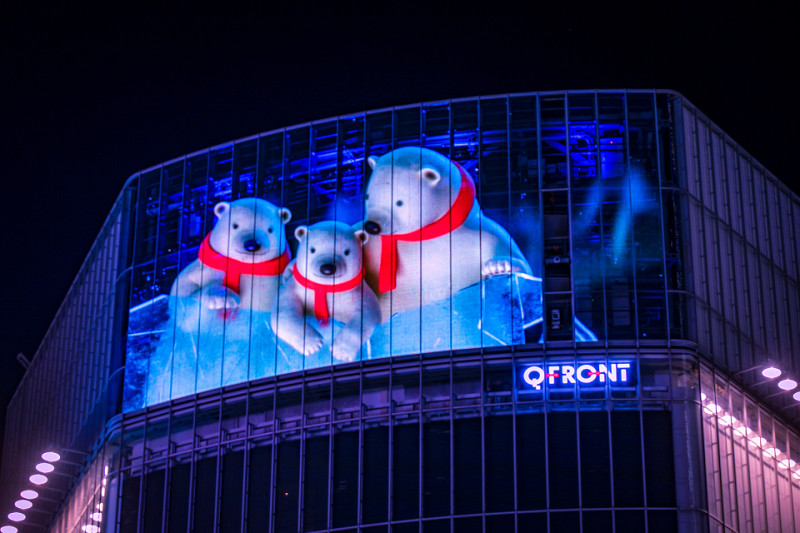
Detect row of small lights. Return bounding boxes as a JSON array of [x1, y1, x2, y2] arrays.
[[700, 394, 800, 480], [758, 365, 800, 399], [82, 467, 107, 533], [701, 365, 800, 484], [1, 451, 104, 533], [2, 450, 62, 533]]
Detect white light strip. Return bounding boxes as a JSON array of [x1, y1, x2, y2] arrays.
[[701, 395, 800, 485]]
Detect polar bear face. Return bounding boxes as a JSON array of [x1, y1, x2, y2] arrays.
[[294, 221, 368, 284], [364, 147, 463, 236], [209, 198, 291, 263]]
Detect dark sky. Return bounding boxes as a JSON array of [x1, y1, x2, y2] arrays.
[[0, 4, 796, 445]]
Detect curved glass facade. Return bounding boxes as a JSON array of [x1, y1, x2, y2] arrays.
[[114, 349, 685, 533], [123, 91, 680, 411], [4, 90, 800, 533]]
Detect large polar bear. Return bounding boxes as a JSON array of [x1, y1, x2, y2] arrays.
[[272, 221, 380, 362], [149, 198, 292, 403], [362, 147, 531, 321]]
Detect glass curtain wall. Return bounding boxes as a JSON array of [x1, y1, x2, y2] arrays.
[[121, 91, 678, 411], [112, 350, 684, 533]]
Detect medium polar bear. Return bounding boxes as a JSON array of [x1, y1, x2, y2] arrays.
[[362, 146, 531, 320], [272, 221, 380, 362], [171, 198, 292, 317]]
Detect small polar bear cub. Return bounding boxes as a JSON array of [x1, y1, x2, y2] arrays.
[[362, 146, 532, 320], [170, 198, 292, 320], [272, 221, 380, 362]]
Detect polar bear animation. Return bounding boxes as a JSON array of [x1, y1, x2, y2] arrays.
[[272, 221, 380, 363], [149, 198, 292, 403], [362, 147, 532, 321]]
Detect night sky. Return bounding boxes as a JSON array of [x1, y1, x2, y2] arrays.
[[1, 4, 796, 453]]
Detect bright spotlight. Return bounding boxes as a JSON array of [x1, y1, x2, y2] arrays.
[[91, 512, 102, 521], [41, 451, 61, 462], [764, 447, 780, 458], [20, 490, 38, 500], [81, 525, 100, 533], [762, 366, 782, 379], [35, 462, 55, 474], [13, 500, 31, 511], [7, 512, 25, 522], [0, 525, 19, 533], [29, 474, 48, 485], [778, 379, 798, 391]]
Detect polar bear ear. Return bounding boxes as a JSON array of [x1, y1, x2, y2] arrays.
[[353, 229, 369, 245], [294, 225, 308, 242], [278, 207, 292, 224], [421, 167, 441, 187], [367, 156, 378, 169], [213, 202, 230, 219]]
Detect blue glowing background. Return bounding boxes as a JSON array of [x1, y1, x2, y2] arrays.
[[123, 94, 668, 412]]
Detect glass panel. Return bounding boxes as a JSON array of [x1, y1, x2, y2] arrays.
[[192, 453, 217, 533], [611, 411, 644, 507], [627, 93, 666, 339], [119, 473, 141, 533], [540, 95, 567, 189], [453, 416, 482, 515], [142, 467, 165, 532], [331, 424, 358, 528], [548, 411, 578, 508], [543, 190, 572, 341], [643, 410, 676, 507], [579, 411, 611, 508], [168, 456, 191, 533], [302, 431, 329, 532], [220, 449, 244, 532], [392, 416, 420, 521], [484, 415, 513, 512], [582, 511, 612, 533], [274, 434, 301, 533], [422, 417, 450, 517], [516, 413, 546, 510], [246, 443, 272, 532], [509, 95, 543, 344], [232, 139, 258, 199], [362, 422, 389, 524]]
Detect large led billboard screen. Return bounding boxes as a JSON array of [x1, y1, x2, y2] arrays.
[[123, 94, 669, 411]]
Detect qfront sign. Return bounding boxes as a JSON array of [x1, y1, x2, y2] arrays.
[[518, 361, 637, 392]]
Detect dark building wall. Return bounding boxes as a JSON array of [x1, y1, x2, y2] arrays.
[[676, 98, 800, 385]]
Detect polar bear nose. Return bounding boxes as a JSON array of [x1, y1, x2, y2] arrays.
[[364, 221, 382, 235], [243, 239, 262, 252], [319, 263, 337, 276]]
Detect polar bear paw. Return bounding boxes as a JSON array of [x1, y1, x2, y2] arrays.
[[482, 259, 518, 278], [302, 325, 325, 356], [204, 286, 241, 310], [331, 329, 361, 363]]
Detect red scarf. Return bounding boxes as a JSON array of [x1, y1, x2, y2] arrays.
[[198, 233, 291, 293], [292, 264, 365, 323], [378, 162, 476, 293]]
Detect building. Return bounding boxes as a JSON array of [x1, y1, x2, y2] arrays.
[[2, 89, 799, 532]]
